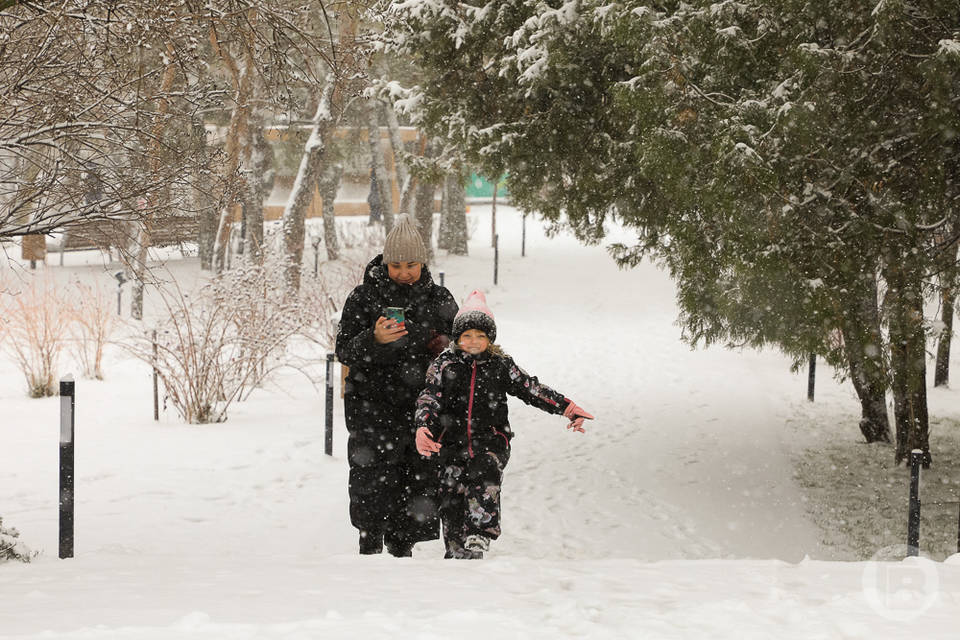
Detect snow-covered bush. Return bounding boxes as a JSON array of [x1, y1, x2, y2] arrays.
[[3, 276, 72, 397], [333, 218, 385, 252], [126, 266, 303, 424], [0, 517, 34, 563], [126, 246, 366, 424], [67, 280, 117, 380], [299, 258, 365, 351]]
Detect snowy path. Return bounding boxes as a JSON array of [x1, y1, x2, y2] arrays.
[[2, 206, 958, 638], [436, 213, 826, 562]]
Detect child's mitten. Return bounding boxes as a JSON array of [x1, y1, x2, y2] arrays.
[[563, 400, 594, 433], [416, 426, 442, 456]]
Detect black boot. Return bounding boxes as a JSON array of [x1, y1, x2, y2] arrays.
[[359, 530, 383, 555], [385, 539, 413, 558]]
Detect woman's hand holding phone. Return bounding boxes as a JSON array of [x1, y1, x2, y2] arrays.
[[374, 315, 408, 344]]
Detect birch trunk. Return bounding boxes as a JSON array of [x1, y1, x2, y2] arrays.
[[383, 102, 409, 200], [318, 162, 342, 261], [210, 14, 256, 273], [282, 80, 336, 292], [194, 115, 217, 271], [130, 223, 150, 320], [243, 101, 272, 263], [366, 98, 394, 231], [399, 134, 428, 216], [840, 270, 890, 443], [399, 173, 416, 216]]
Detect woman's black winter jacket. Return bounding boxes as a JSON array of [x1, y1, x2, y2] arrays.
[[336, 255, 458, 408], [415, 345, 568, 461]]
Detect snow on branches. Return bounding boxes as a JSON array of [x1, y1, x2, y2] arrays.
[[0, 517, 34, 564]]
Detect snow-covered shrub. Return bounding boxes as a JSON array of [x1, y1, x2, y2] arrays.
[[298, 258, 365, 351], [0, 517, 34, 563], [67, 280, 117, 380], [335, 218, 385, 252], [3, 276, 72, 397], [219, 255, 309, 402], [126, 259, 306, 424]]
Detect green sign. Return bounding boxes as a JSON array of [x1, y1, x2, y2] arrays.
[[465, 173, 508, 198]]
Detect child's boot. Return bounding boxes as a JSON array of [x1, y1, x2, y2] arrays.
[[463, 534, 490, 559]]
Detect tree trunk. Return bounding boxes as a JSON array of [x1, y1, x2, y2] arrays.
[[319, 162, 342, 261], [366, 98, 394, 231], [399, 134, 428, 216], [383, 100, 409, 199], [209, 15, 256, 273], [413, 174, 437, 265], [840, 270, 891, 443], [193, 115, 217, 271], [132, 51, 177, 318], [934, 235, 958, 387], [437, 173, 453, 251], [243, 99, 272, 263], [934, 284, 955, 387], [884, 251, 932, 467], [446, 171, 468, 255], [282, 80, 336, 291], [399, 173, 416, 216], [130, 223, 150, 320]]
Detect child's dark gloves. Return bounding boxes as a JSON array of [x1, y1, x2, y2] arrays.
[[416, 427, 442, 456], [563, 400, 594, 433]]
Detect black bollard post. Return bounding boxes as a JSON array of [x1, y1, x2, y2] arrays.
[[152, 330, 159, 421], [494, 234, 499, 285], [807, 354, 816, 402], [325, 353, 335, 456], [907, 449, 922, 556], [439, 271, 445, 288], [59, 375, 75, 559], [522, 213, 527, 258]]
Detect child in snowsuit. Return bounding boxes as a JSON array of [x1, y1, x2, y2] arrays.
[[414, 290, 594, 559]]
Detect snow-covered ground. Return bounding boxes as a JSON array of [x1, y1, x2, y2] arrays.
[[1, 206, 959, 639]]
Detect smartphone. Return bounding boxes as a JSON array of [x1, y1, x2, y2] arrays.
[[384, 307, 406, 325]]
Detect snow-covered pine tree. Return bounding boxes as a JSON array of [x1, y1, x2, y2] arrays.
[[383, 1, 960, 464]]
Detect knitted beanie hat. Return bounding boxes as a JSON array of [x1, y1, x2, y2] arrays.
[[383, 214, 428, 264], [453, 289, 496, 343]]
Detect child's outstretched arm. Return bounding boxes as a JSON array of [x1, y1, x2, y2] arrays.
[[504, 357, 594, 432]]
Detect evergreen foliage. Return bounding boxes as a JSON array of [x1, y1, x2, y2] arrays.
[[383, 1, 960, 463]]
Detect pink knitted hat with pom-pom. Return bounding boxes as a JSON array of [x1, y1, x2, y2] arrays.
[[452, 290, 496, 342]]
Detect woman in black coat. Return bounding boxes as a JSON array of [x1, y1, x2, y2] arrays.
[[335, 216, 458, 556]]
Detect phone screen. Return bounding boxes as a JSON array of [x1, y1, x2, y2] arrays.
[[384, 307, 405, 324]]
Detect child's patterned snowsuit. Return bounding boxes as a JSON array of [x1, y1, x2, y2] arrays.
[[415, 344, 568, 558]]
